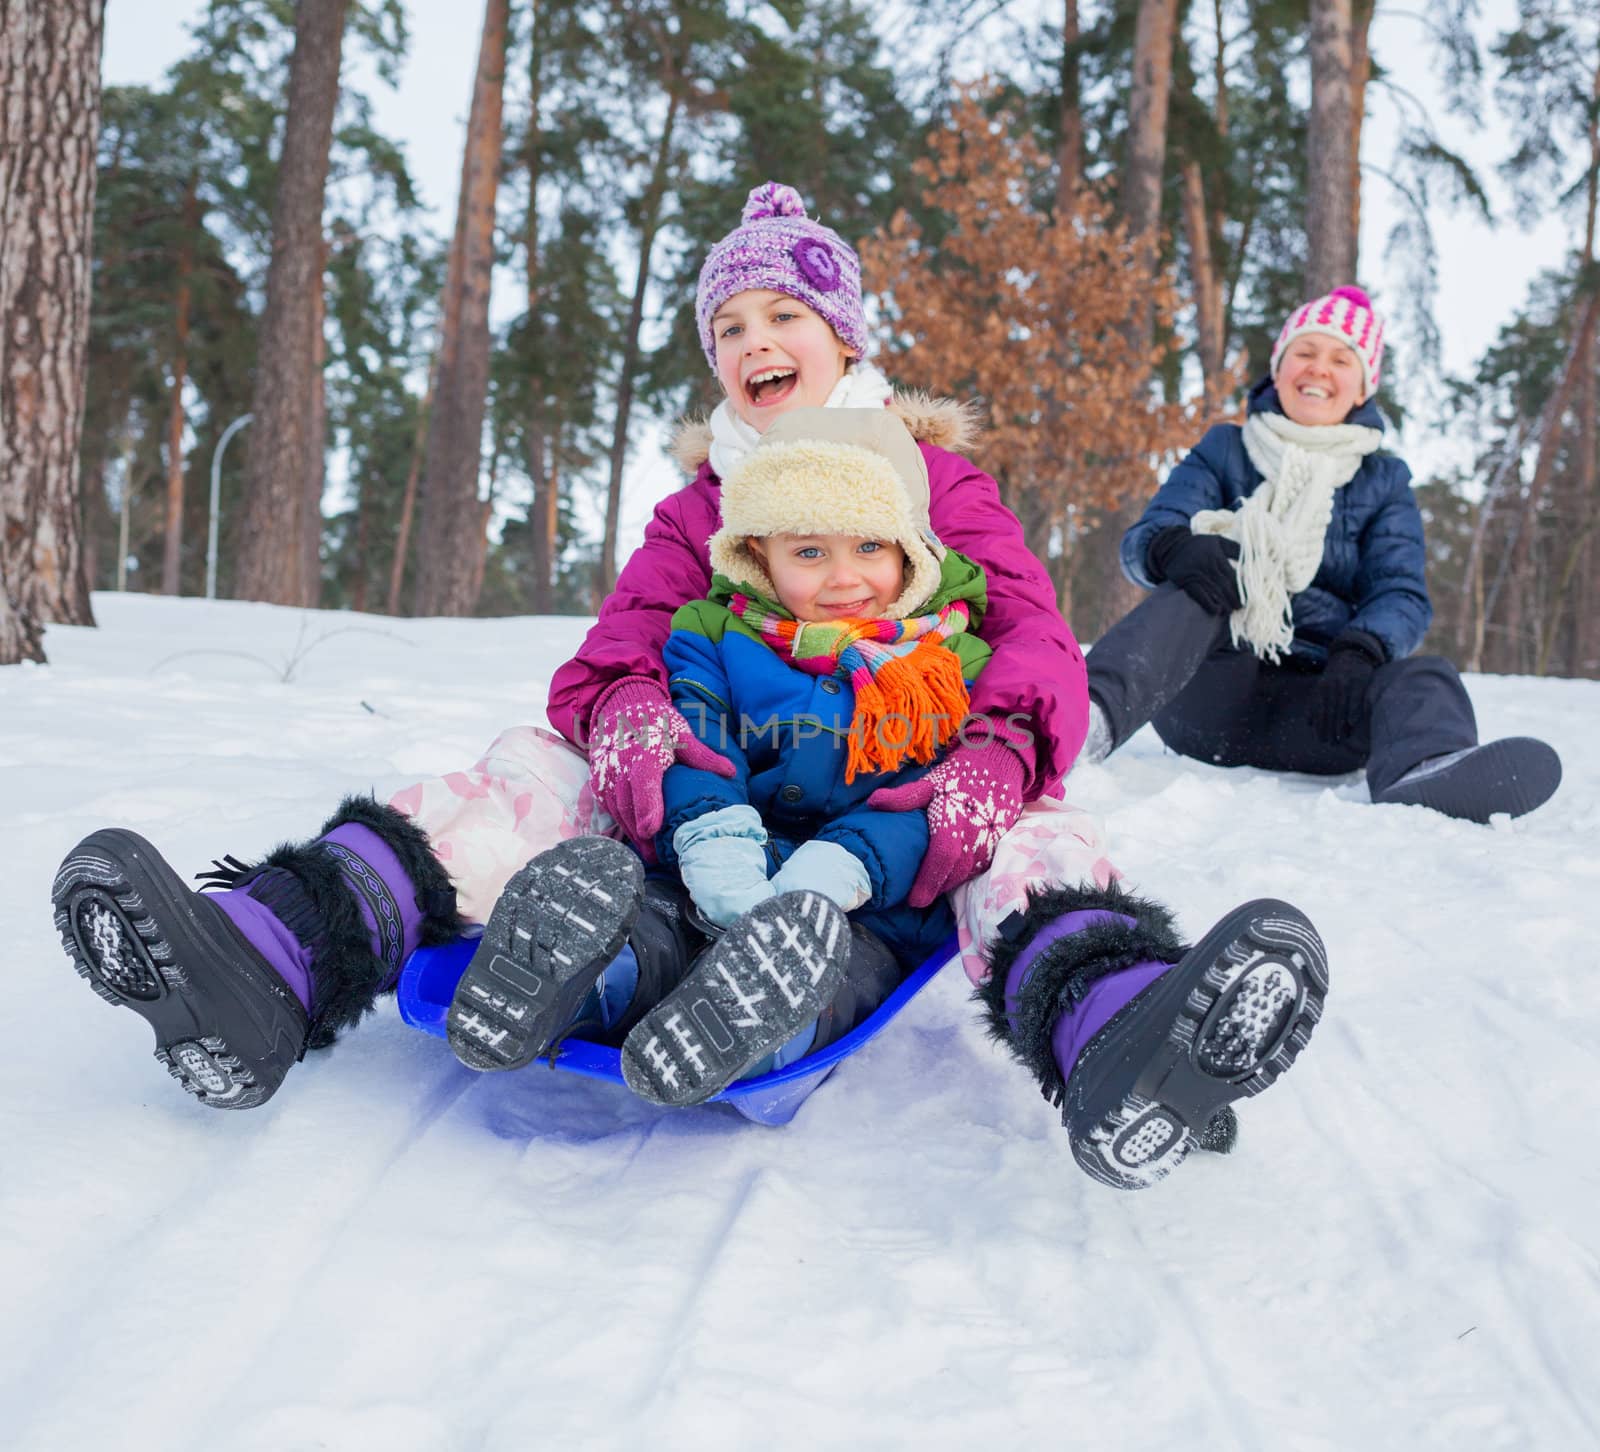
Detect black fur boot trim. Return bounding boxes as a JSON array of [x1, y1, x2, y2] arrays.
[[974, 879, 1185, 1108], [317, 795, 466, 946], [245, 797, 463, 1050]]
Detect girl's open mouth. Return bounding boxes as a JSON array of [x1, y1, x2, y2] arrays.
[[746, 367, 797, 406]]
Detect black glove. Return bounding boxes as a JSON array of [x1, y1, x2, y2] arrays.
[[1307, 629, 1385, 744], [1146, 526, 1243, 615]]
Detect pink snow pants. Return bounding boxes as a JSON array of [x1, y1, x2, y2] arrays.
[[389, 726, 1120, 986]]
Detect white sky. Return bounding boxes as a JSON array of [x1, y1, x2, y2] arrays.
[[103, 0, 1575, 502]]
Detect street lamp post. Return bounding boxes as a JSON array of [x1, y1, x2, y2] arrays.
[[206, 413, 253, 600]]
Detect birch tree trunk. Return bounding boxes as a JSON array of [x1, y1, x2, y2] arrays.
[[412, 0, 509, 617], [233, 0, 348, 606], [1306, 0, 1357, 294], [0, 0, 103, 657]]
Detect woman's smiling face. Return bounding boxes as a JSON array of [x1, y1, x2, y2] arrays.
[[711, 289, 857, 432], [1275, 333, 1366, 426]]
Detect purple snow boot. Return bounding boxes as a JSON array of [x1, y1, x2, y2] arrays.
[[978, 884, 1328, 1190], [51, 796, 463, 1109]]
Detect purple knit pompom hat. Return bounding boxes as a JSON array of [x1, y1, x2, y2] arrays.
[[1271, 284, 1385, 399], [694, 181, 867, 371]]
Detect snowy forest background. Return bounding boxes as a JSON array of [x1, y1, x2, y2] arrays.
[[2, 0, 1599, 677]]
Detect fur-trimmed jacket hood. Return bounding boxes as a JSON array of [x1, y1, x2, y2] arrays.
[[669, 391, 983, 475]]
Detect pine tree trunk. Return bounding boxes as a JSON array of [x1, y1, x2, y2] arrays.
[[1181, 161, 1226, 402], [1094, 0, 1178, 634], [233, 0, 348, 607], [1571, 340, 1598, 676], [1123, 0, 1177, 336], [0, 0, 103, 657], [597, 88, 682, 605], [1306, 0, 1357, 294], [386, 351, 436, 616], [350, 465, 370, 613], [1056, 0, 1083, 208], [413, 0, 509, 617], [1503, 290, 1600, 671], [1542, 48, 1600, 677], [1349, 0, 1374, 278], [303, 229, 327, 604], [524, 32, 554, 615], [161, 180, 197, 596]]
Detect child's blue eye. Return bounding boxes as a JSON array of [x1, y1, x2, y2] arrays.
[[795, 547, 823, 560], [719, 323, 742, 339], [858, 542, 882, 554]]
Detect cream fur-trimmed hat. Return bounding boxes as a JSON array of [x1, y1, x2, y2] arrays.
[[709, 408, 946, 620]]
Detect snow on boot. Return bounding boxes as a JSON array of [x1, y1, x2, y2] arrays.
[[50, 797, 462, 1109], [1372, 736, 1561, 823], [620, 890, 849, 1108], [978, 884, 1327, 1190], [447, 836, 645, 1072]]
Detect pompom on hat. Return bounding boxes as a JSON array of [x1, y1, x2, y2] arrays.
[[1270, 285, 1385, 400], [694, 182, 868, 371]]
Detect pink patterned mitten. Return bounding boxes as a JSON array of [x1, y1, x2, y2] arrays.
[[588, 677, 735, 852], [867, 739, 1026, 908]]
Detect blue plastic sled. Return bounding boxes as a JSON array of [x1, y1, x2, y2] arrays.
[[397, 930, 956, 1126]]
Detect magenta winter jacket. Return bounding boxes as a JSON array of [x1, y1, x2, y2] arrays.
[[547, 394, 1089, 797]]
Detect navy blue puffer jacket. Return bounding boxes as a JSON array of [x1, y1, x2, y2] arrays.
[[1119, 379, 1432, 663]]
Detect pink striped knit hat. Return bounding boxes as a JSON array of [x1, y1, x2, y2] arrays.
[[1270, 285, 1385, 399], [695, 182, 867, 370]]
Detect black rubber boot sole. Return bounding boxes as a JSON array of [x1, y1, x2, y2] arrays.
[[1373, 736, 1562, 823], [1065, 899, 1328, 1190], [446, 836, 644, 1072], [620, 891, 849, 1108], [50, 829, 309, 1109]]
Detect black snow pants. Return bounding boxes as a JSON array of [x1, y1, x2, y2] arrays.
[[1086, 585, 1479, 797]]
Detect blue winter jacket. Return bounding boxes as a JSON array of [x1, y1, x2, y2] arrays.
[[1119, 379, 1433, 663], [656, 552, 992, 967]]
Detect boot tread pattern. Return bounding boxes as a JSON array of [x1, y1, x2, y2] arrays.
[[621, 892, 847, 1108], [1072, 901, 1328, 1191], [156, 1035, 264, 1108], [446, 836, 643, 1073]]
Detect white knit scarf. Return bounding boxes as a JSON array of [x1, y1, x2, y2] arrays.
[[1189, 410, 1383, 661], [707, 361, 895, 481]]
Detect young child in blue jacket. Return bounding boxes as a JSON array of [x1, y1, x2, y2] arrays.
[[1081, 285, 1561, 824]]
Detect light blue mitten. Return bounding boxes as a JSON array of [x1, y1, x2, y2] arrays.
[[674, 804, 776, 927], [769, 839, 871, 912]]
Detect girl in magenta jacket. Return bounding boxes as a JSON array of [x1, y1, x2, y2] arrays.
[[50, 183, 1332, 1191]]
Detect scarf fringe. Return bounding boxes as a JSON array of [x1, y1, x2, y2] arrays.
[[845, 641, 969, 783]]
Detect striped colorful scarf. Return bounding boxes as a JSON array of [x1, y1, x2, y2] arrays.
[[729, 594, 973, 782]]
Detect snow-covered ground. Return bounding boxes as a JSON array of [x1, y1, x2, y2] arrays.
[[3, 593, 1597, 1451]]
